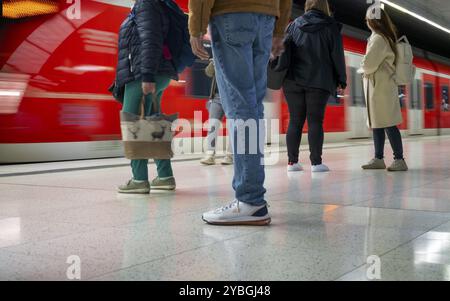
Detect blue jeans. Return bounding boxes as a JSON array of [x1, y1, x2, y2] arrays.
[[210, 13, 275, 206]]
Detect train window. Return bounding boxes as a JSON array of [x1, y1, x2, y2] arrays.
[[425, 83, 434, 110], [398, 86, 406, 109], [442, 86, 449, 112], [350, 67, 365, 107]]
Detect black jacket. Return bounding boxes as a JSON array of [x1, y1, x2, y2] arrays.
[[285, 9, 347, 95], [115, 0, 177, 87]]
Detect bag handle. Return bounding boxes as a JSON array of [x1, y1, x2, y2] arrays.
[[139, 93, 159, 120], [397, 35, 409, 44], [139, 96, 145, 120]]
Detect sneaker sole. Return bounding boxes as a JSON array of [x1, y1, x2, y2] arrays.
[[387, 168, 408, 172], [151, 186, 176, 191], [117, 189, 150, 194], [362, 166, 386, 170], [200, 162, 216, 166], [220, 162, 233, 165], [202, 216, 271, 226]]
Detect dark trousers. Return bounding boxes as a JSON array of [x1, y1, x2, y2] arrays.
[[373, 126, 404, 160], [283, 81, 330, 165]]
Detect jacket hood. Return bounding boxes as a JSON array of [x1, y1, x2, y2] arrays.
[[295, 9, 341, 33]]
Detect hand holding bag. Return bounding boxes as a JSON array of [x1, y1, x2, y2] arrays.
[[108, 81, 125, 103], [120, 94, 178, 160]]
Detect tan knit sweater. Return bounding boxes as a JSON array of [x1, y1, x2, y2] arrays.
[[188, 0, 292, 38]]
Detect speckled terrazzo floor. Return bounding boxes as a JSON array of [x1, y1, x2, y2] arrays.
[[1, 136, 450, 281]]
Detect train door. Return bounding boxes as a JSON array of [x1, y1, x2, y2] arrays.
[[439, 80, 450, 129], [423, 74, 439, 132], [347, 66, 370, 138], [408, 74, 424, 135], [398, 85, 409, 131]]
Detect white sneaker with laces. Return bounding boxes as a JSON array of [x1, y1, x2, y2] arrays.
[[311, 164, 330, 173], [287, 163, 303, 172], [221, 154, 233, 165], [202, 199, 271, 226]]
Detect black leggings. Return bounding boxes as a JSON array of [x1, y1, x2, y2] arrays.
[[283, 81, 330, 165], [373, 126, 404, 160]]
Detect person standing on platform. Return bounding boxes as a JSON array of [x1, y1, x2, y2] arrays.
[[188, 0, 292, 225], [200, 60, 234, 166], [282, 0, 347, 173], [115, 0, 178, 194], [360, 7, 408, 172]]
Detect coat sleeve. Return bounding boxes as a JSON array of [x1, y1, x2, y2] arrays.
[[188, 0, 216, 37], [135, 0, 163, 83], [274, 0, 293, 38], [330, 26, 347, 88], [361, 34, 389, 76]]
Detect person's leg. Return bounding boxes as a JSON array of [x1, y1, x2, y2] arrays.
[[202, 13, 274, 225], [385, 126, 404, 160], [150, 76, 174, 180], [305, 89, 329, 166], [201, 100, 224, 165], [283, 82, 307, 165], [209, 102, 234, 165], [207, 100, 225, 152], [118, 79, 151, 193], [373, 128, 386, 160], [361, 127, 387, 170], [385, 125, 408, 171], [211, 13, 274, 207], [122, 79, 149, 181]]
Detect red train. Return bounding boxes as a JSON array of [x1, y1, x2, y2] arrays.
[[0, 0, 449, 163]]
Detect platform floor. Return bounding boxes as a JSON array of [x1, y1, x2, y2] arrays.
[[1, 136, 450, 281]]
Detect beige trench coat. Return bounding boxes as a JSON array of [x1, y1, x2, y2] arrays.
[[360, 33, 402, 129]]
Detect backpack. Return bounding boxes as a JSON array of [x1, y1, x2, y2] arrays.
[[394, 36, 415, 85], [159, 0, 196, 74]]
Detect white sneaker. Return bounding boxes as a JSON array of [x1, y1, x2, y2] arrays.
[[287, 163, 303, 172], [202, 199, 271, 226], [221, 154, 233, 165], [200, 154, 216, 165], [311, 164, 330, 173]]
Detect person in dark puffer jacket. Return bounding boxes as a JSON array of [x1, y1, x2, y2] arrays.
[[116, 0, 178, 194], [283, 0, 347, 174]]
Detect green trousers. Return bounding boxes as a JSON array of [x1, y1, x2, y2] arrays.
[[122, 77, 173, 181]]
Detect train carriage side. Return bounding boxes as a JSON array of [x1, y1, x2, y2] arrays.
[[1, 0, 450, 163]]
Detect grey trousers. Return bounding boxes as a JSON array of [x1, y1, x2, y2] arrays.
[[206, 98, 231, 153]]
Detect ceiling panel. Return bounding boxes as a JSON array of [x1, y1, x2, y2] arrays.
[[293, 0, 450, 58]]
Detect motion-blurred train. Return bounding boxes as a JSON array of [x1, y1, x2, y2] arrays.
[[1, 0, 449, 163]]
